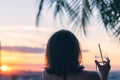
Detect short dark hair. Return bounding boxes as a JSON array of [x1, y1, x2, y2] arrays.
[[45, 30, 83, 75]]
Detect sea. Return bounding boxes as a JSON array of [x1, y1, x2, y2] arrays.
[[0, 71, 120, 80], [108, 71, 120, 80]]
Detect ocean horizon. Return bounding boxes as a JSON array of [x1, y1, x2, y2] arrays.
[[108, 71, 120, 80], [0, 70, 120, 80]]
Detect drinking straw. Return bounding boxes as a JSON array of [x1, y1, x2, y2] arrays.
[[98, 44, 104, 64]]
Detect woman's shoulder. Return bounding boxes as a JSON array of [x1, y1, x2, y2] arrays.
[[81, 70, 98, 75], [76, 70, 100, 80], [43, 70, 101, 80]]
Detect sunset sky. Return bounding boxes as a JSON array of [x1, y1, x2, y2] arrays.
[[0, 0, 120, 72]]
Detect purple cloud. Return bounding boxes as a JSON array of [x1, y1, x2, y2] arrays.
[[2, 46, 45, 53], [1, 46, 89, 54], [81, 49, 90, 53], [11, 63, 44, 67]]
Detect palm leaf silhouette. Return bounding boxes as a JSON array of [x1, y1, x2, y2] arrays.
[[36, 0, 120, 38]]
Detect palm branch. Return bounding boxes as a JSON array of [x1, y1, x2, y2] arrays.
[[36, 0, 120, 38]]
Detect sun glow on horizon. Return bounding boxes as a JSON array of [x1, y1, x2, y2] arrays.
[[1, 65, 8, 72]]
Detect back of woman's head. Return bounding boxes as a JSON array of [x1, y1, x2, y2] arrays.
[[45, 30, 83, 75]]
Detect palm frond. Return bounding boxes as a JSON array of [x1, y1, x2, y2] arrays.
[[70, 0, 92, 34], [66, 0, 81, 22], [95, 0, 120, 37], [36, 0, 44, 26], [54, 0, 64, 17], [36, 0, 120, 38]]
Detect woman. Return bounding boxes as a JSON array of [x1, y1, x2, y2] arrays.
[[43, 30, 110, 80]]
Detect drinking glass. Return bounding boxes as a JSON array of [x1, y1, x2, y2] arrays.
[[95, 52, 109, 71]]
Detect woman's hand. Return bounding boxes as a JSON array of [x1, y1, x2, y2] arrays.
[[95, 58, 111, 80]]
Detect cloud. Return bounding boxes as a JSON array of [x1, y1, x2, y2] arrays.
[[2, 46, 45, 53], [1, 46, 89, 54], [81, 49, 90, 53], [10, 63, 44, 67]]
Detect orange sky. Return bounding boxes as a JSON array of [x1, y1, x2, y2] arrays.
[[0, 26, 120, 72], [1, 50, 45, 72], [1, 44, 120, 72], [0, 0, 120, 73]]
